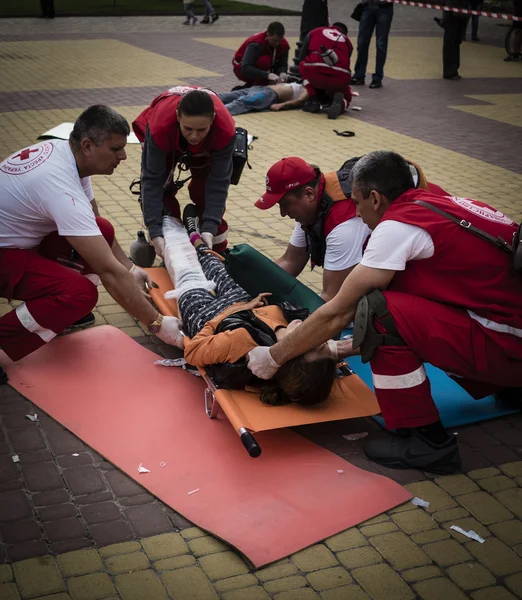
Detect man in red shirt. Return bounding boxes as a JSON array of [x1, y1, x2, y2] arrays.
[[248, 150, 522, 474], [232, 22, 290, 88], [299, 22, 354, 119]]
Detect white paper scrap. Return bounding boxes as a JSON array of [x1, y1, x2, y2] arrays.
[[411, 496, 430, 508], [12, 455, 20, 463], [351, 106, 362, 111], [25, 414, 38, 422], [342, 432, 368, 441], [154, 358, 187, 368], [450, 526, 485, 543], [72, 453, 80, 457], [138, 463, 150, 474], [336, 469, 344, 474], [188, 488, 200, 495]]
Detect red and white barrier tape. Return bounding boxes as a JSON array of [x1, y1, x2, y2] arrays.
[[390, 0, 521, 21]]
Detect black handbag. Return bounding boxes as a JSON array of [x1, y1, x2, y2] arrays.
[[351, 3, 364, 21], [231, 127, 252, 185]]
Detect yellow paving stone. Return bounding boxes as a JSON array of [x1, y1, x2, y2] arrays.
[[104, 313, 137, 328], [161, 566, 218, 599], [359, 522, 399, 536], [414, 578, 467, 600], [447, 562, 496, 590], [180, 527, 207, 540], [187, 536, 230, 557], [222, 588, 271, 600], [263, 575, 308, 594], [67, 573, 116, 600], [38, 595, 72, 600], [105, 552, 150, 575], [443, 518, 491, 541], [352, 564, 415, 600], [273, 589, 320, 600], [388, 501, 417, 514], [153, 555, 196, 571], [435, 475, 480, 496], [431, 507, 470, 523], [115, 570, 168, 600], [402, 566, 442, 582], [451, 94, 522, 128], [306, 567, 352, 591], [141, 533, 189, 561], [405, 481, 457, 513], [490, 520, 522, 546], [391, 509, 438, 534], [466, 538, 522, 576], [255, 561, 298, 582], [499, 462, 522, 478], [321, 585, 371, 600], [13, 556, 66, 599], [423, 539, 473, 567], [199, 552, 249, 581], [0, 583, 21, 600], [495, 488, 522, 518], [359, 514, 389, 526], [411, 529, 451, 545], [58, 549, 104, 577], [214, 574, 258, 593], [370, 532, 430, 570], [505, 573, 522, 597], [477, 475, 517, 493], [471, 587, 517, 600], [119, 325, 145, 338], [291, 545, 338, 572], [325, 529, 368, 552], [456, 491, 513, 524], [0, 565, 13, 583], [514, 544, 522, 557], [99, 542, 141, 558], [468, 468, 502, 480], [337, 547, 382, 570]]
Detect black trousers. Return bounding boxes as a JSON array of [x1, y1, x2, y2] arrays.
[[442, 13, 469, 78], [300, 0, 329, 40], [40, 0, 55, 17]]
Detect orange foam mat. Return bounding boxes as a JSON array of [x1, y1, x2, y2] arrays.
[[144, 267, 380, 432], [1, 326, 411, 567]]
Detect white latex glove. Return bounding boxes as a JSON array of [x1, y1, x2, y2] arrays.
[[156, 316, 184, 348], [201, 232, 213, 248], [267, 72, 281, 84], [279, 72, 289, 82], [247, 346, 280, 380], [130, 264, 154, 291], [151, 236, 165, 258]]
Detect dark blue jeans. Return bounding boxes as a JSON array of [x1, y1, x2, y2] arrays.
[[354, 4, 394, 82]]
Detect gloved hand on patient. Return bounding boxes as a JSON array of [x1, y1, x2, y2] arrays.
[[156, 316, 184, 348]]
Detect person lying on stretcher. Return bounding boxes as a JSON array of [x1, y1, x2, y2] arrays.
[[162, 207, 352, 406]]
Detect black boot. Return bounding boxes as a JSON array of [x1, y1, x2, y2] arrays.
[[303, 97, 320, 113], [327, 92, 344, 120]]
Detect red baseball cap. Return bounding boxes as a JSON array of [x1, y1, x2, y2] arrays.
[[255, 157, 317, 210]]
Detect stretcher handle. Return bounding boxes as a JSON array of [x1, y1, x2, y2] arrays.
[[239, 428, 262, 458]]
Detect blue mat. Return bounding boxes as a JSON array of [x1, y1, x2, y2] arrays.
[[342, 330, 519, 429]]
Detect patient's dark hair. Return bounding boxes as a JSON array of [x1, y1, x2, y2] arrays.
[[177, 90, 215, 118], [259, 355, 337, 407]]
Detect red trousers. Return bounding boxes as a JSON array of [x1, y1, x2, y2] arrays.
[[233, 55, 272, 86], [164, 161, 228, 253], [300, 63, 352, 111], [370, 291, 522, 430], [0, 217, 114, 362]]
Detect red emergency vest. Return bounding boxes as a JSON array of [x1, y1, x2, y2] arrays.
[[303, 26, 353, 74], [382, 189, 522, 347], [132, 86, 235, 156], [232, 31, 290, 70]]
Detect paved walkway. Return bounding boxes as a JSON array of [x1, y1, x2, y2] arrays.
[[0, 9, 522, 600]]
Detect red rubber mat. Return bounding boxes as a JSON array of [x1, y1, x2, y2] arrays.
[[1, 326, 411, 567]]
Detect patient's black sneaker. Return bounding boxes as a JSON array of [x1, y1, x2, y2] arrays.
[[0, 367, 8, 385], [365, 430, 460, 474], [183, 204, 200, 236]]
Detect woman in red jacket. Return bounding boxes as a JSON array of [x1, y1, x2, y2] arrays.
[[133, 87, 236, 255]]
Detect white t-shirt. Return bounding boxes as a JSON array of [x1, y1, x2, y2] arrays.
[[0, 140, 100, 249], [289, 82, 304, 100], [290, 217, 371, 271], [361, 220, 434, 270]]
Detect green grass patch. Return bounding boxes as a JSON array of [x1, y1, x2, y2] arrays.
[[1, 0, 300, 17]]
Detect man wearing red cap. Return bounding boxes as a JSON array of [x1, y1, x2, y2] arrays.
[[255, 156, 370, 301]]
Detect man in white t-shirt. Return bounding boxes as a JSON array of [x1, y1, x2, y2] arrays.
[[218, 82, 308, 116], [255, 156, 370, 302], [248, 150, 522, 474], [0, 105, 182, 376]]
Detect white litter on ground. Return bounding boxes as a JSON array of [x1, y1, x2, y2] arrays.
[[154, 358, 187, 367], [450, 525, 485, 543], [188, 488, 200, 495], [72, 453, 79, 457], [12, 455, 19, 463], [25, 414, 38, 422], [138, 463, 150, 473], [411, 496, 430, 508], [351, 106, 362, 111]]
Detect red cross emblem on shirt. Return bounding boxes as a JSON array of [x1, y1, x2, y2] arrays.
[[14, 148, 39, 161]]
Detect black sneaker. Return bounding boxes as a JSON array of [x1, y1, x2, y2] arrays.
[[183, 204, 200, 236], [201, 16, 210, 23], [303, 97, 320, 113], [369, 80, 382, 89], [0, 367, 8, 385], [364, 430, 460, 474], [210, 12, 219, 23], [327, 92, 344, 120], [61, 312, 96, 335], [350, 77, 365, 86]]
